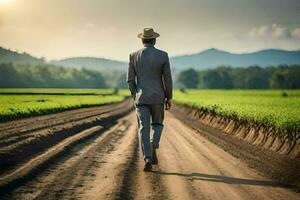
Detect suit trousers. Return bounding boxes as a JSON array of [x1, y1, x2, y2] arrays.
[[135, 104, 164, 161]]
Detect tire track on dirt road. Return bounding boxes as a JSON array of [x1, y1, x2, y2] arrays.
[[0, 99, 132, 176], [79, 111, 299, 200], [0, 112, 136, 200], [150, 112, 299, 200], [79, 115, 169, 200], [0, 102, 299, 200], [171, 104, 300, 190], [117, 146, 169, 200]]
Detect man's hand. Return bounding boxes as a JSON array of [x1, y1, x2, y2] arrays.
[[165, 99, 172, 110]]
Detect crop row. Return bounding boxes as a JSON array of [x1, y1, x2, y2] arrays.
[[174, 90, 300, 142], [0, 91, 129, 120]]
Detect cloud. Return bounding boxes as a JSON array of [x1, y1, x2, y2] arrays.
[[249, 24, 300, 39]]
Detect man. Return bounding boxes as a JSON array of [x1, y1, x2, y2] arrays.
[[126, 27, 173, 172]]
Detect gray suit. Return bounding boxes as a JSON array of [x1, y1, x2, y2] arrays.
[[126, 43, 173, 161], [127, 43, 172, 104]]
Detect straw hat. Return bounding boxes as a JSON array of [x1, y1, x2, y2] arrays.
[[137, 28, 160, 39]]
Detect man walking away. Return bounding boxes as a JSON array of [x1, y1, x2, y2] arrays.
[[126, 27, 173, 172]]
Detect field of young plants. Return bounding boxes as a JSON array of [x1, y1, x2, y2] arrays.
[[0, 88, 116, 95], [0, 89, 130, 120], [174, 90, 300, 137], [1, 88, 300, 136]]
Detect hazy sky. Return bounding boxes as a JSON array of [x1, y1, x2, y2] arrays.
[[0, 0, 300, 61]]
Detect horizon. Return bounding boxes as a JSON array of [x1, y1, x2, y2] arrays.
[[2, 45, 300, 63], [0, 0, 299, 61]]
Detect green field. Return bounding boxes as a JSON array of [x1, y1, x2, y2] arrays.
[[174, 90, 300, 139], [1, 88, 300, 140], [0, 89, 130, 120], [0, 88, 115, 95]]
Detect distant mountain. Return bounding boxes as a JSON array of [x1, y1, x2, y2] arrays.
[[0, 47, 44, 65], [170, 48, 300, 70], [2, 46, 300, 73], [52, 57, 127, 73], [0, 46, 127, 74]]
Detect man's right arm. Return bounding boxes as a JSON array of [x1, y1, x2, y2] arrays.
[[126, 53, 137, 98]]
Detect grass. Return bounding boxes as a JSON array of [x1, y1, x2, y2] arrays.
[[174, 90, 300, 140], [0, 88, 115, 95], [0, 89, 130, 120]]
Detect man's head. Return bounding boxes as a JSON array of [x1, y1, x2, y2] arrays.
[[142, 38, 156, 45], [138, 28, 159, 46]]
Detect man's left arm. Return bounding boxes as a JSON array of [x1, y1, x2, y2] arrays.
[[162, 53, 173, 100], [162, 53, 173, 109], [126, 54, 137, 98]]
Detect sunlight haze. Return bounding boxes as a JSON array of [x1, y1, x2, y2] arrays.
[[0, 0, 299, 61]]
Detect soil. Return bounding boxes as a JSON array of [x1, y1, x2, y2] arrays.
[[0, 100, 299, 199], [171, 104, 300, 190]]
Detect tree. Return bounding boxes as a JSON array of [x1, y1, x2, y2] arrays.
[[177, 68, 199, 88], [199, 67, 233, 89], [270, 65, 300, 89], [178, 65, 300, 90], [0, 63, 107, 88], [245, 66, 272, 89]]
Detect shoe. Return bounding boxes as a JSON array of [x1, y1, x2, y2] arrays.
[[152, 148, 158, 165], [143, 160, 152, 172]]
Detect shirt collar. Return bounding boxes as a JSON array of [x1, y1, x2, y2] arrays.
[[144, 43, 154, 47]]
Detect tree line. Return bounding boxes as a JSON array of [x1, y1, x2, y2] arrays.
[[1, 62, 299, 89], [0, 63, 107, 88], [177, 65, 300, 89]]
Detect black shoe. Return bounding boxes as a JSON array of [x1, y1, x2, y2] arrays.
[[144, 161, 152, 172], [152, 148, 158, 165]]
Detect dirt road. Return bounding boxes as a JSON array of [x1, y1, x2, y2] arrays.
[[0, 102, 299, 200]]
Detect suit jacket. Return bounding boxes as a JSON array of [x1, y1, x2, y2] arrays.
[[126, 43, 173, 105]]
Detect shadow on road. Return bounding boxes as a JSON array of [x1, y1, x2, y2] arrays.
[[151, 170, 289, 188]]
